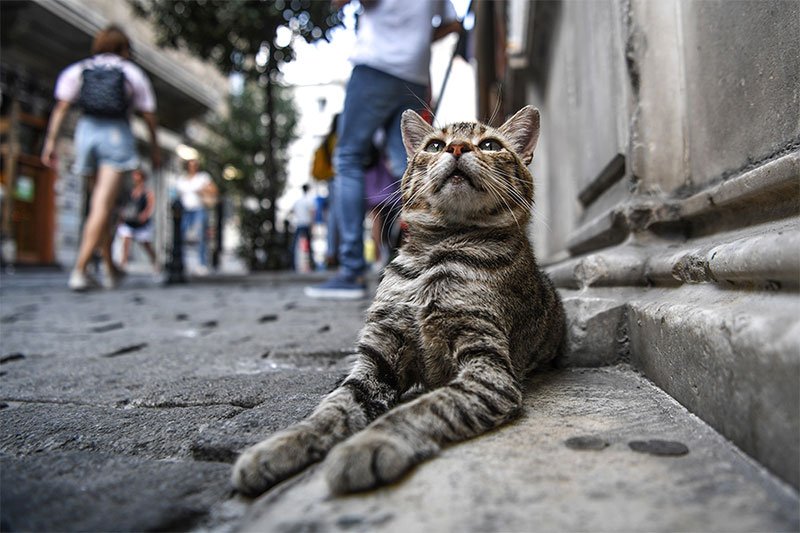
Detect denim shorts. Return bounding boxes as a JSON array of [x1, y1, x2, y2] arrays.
[[72, 116, 139, 176]]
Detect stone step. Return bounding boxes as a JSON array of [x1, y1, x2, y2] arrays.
[[238, 366, 799, 533]]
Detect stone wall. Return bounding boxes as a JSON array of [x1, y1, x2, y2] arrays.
[[510, 0, 800, 488]]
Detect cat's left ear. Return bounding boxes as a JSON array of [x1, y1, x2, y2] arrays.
[[401, 110, 435, 158], [498, 106, 540, 165]]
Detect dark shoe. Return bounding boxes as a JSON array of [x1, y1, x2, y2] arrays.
[[304, 273, 367, 300]]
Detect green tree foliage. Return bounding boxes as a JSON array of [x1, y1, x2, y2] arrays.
[[130, 0, 342, 268], [129, 0, 342, 79], [209, 81, 297, 270]]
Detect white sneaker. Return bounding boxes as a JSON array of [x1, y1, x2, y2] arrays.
[[68, 270, 100, 292], [194, 265, 210, 277]]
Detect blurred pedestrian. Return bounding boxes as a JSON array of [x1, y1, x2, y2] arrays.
[[311, 114, 340, 269], [176, 158, 218, 276], [305, 0, 461, 299], [41, 24, 160, 291], [363, 143, 398, 270], [291, 184, 316, 272], [117, 168, 159, 275]]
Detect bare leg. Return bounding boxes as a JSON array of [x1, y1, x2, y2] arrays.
[[120, 236, 132, 269], [74, 166, 123, 274], [141, 241, 158, 272]]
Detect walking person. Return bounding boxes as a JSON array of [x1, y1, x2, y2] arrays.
[[41, 24, 160, 291], [291, 184, 316, 272], [117, 168, 159, 275], [176, 158, 218, 276], [312, 114, 340, 269], [305, 0, 461, 299]]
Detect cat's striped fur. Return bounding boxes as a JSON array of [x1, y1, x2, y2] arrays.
[[232, 106, 566, 496]]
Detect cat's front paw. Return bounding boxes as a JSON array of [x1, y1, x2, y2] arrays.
[[231, 427, 322, 497], [324, 430, 424, 494]]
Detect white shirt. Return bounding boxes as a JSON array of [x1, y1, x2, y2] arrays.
[[176, 171, 212, 211], [350, 0, 458, 86], [54, 54, 157, 114], [293, 193, 315, 227]]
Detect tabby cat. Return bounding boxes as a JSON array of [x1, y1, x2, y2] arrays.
[[232, 105, 566, 496]]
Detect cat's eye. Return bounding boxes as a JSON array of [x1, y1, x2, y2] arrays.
[[479, 139, 503, 151], [425, 140, 445, 153]]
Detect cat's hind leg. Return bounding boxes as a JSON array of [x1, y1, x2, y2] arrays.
[[231, 330, 405, 496], [324, 352, 522, 494]]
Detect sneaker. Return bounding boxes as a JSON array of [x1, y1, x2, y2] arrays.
[[68, 270, 100, 292], [102, 266, 127, 289], [304, 273, 367, 300], [193, 265, 210, 277]]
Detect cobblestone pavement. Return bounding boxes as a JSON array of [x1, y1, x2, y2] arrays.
[[1, 271, 798, 532], [0, 271, 364, 531]]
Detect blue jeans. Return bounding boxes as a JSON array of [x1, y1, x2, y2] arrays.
[[181, 208, 208, 267], [334, 65, 427, 277], [326, 181, 339, 261]]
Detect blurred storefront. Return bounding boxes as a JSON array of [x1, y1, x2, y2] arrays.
[[0, 0, 226, 268]]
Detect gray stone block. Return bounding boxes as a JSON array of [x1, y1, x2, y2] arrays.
[[1, 452, 230, 532]]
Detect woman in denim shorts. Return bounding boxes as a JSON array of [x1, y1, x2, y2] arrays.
[[41, 25, 161, 290]]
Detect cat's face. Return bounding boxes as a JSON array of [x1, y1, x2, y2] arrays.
[[400, 106, 540, 226]]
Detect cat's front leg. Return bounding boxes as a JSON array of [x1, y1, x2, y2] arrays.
[[325, 354, 522, 494], [232, 331, 405, 496]]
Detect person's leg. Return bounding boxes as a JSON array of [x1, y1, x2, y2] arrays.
[[181, 209, 198, 270], [383, 81, 427, 184], [198, 208, 209, 267], [74, 165, 123, 274], [325, 182, 339, 268], [140, 241, 158, 271], [120, 235, 132, 268], [303, 226, 314, 268], [370, 209, 383, 263], [334, 66, 411, 279]]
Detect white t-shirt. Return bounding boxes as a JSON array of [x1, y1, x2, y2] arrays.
[[54, 53, 157, 114], [176, 171, 212, 211], [293, 193, 315, 227], [350, 0, 458, 86]]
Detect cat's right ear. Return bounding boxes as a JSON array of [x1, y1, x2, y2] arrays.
[[401, 110, 434, 158]]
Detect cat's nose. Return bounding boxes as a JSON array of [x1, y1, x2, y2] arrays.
[[446, 142, 472, 158]]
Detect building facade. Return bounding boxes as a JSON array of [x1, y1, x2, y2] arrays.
[[477, 0, 799, 489]]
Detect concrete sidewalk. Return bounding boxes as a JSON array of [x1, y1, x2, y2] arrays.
[[1, 271, 798, 532]]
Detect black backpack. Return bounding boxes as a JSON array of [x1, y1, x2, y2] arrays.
[[78, 65, 129, 118]]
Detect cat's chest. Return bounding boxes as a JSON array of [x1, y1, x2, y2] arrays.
[[381, 253, 486, 308]]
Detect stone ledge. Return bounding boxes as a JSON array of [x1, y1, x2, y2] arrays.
[[557, 285, 800, 489], [564, 151, 799, 256], [549, 217, 800, 289], [238, 367, 799, 533]]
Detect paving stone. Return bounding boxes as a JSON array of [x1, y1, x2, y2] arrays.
[[0, 452, 229, 532], [0, 403, 242, 460]]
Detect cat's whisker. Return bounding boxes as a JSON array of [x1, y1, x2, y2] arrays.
[[406, 87, 439, 128], [486, 85, 503, 126], [476, 162, 534, 215], [484, 167, 534, 213], [480, 171, 521, 229]]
